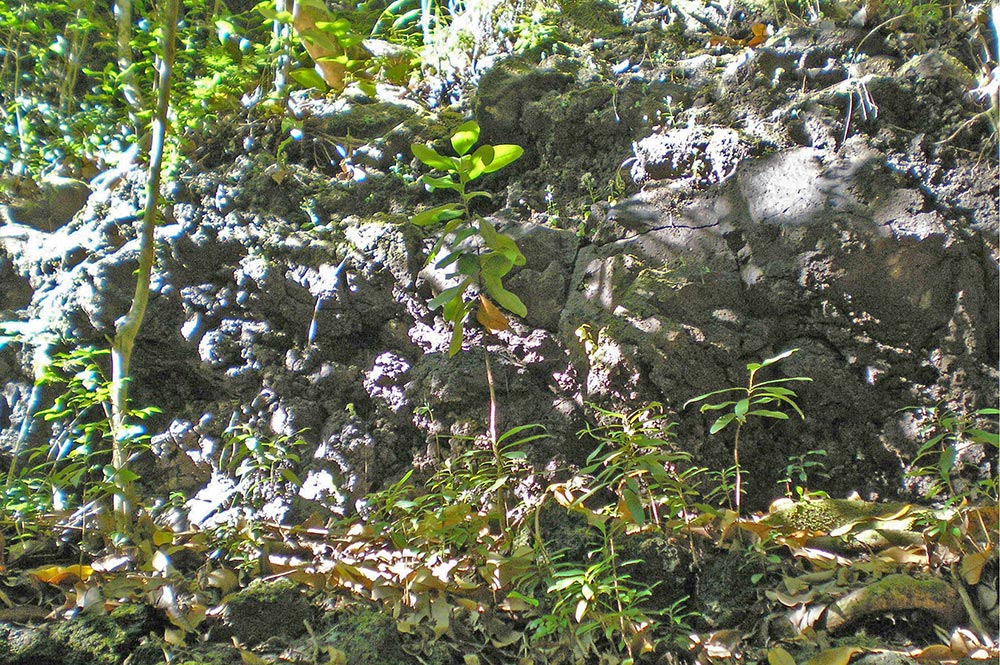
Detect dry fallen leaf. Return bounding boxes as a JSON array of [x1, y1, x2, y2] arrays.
[[767, 588, 816, 607], [949, 627, 985, 656], [737, 519, 773, 541], [805, 645, 863, 665], [783, 574, 811, 594], [476, 294, 510, 333], [960, 546, 994, 585], [878, 545, 927, 566], [907, 644, 954, 660], [32, 564, 94, 585], [709, 23, 769, 49], [876, 504, 913, 521], [746, 23, 769, 47], [163, 626, 186, 646], [768, 646, 797, 665], [788, 602, 827, 634]]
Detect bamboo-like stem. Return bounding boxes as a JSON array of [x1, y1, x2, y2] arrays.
[[113, 0, 143, 114], [108, 0, 179, 524]]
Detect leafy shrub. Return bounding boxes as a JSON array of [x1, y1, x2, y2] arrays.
[[410, 119, 525, 356]]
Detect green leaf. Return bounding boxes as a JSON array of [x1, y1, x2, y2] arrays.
[[412, 143, 455, 171], [754, 377, 813, 388], [255, 2, 289, 21], [451, 121, 480, 157], [756, 386, 798, 396], [756, 348, 799, 368], [754, 392, 806, 418], [968, 429, 999, 447], [280, 468, 302, 487], [452, 227, 477, 245], [435, 250, 463, 270], [443, 290, 470, 321], [478, 220, 525, 265], [411, 203, 462, 226], [709, 413, 736, 434], [288, 68, 328, 90], [428, 281, 469, 310], [298, 27, 338, 51], [390, 8, 422, 29], [496, 424, 548, 445], [746, 410, 789, 419], [939, 445, 957, 476], [448, 317, 465, 357], [480, 251, 514, 279], [316, 18, 352, 37], [420, 174, 461, 191], [482, 144, 524, 173], [483, 276, 527, 317], [456, 254, 479, 277], [683, 388, 742, 408], [466, 190, 494, 203], [623, 478, 646, 525], [734, 398, 749, 418], [468, 144, 494, 180], [442, 216, 466, 235], [698, 400, 737, 412], [316, 54, 350, 65]]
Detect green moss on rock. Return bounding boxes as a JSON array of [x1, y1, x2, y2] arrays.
[[763, 498, 911, 533], [176, 643, 246, 665], [698, 546, 769, 626], [2, 615, 124, 665], [323, 609, 414, 664], [222, 578, 313, 645]]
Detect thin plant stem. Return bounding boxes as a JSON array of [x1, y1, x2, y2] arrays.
[[484, 349, 498, 450], [733, 424, 742, 516], [483, 349, 509, 532], [109, 0, 179, 524]]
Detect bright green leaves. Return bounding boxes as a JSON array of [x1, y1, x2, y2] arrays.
[[684, 348, 812, 435], [288, 68, 328, 90], [483, 144, 524, 174], [451, 120, 480, 156], [685, 349, 812, 514], [409, 120, 527, 356], [412, 143, 456, 172], [411, 203, 463, 226], [412, 122, 524, 189], [256, 0, 394, 96], [477, 216, 524, 264], [468, 145, 494, 180], [904, 404, 1000, 501]]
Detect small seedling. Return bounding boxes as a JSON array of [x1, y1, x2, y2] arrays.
[[410, 120, 525, 356], [685, 349, 812, 515]]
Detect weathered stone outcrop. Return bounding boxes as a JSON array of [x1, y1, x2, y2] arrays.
[[0, 15, 995, 521]]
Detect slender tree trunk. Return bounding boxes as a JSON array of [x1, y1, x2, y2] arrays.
[[114, 0, 143, 115], [109, 0, 179, 523], [273, 0, 290, 98], [60, 9, 89, 115]]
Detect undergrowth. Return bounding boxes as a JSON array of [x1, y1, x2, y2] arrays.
[[3, 327, 996, 664]]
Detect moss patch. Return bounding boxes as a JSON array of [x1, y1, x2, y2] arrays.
[[322, 609, 414, 665], [221, 578, 313, 645], [763, 499, 912, 533]]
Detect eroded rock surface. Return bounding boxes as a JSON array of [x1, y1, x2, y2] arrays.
[[0, 10, 995, 521]]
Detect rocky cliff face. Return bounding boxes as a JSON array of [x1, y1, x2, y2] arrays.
[[1, 16, 996, 518]]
